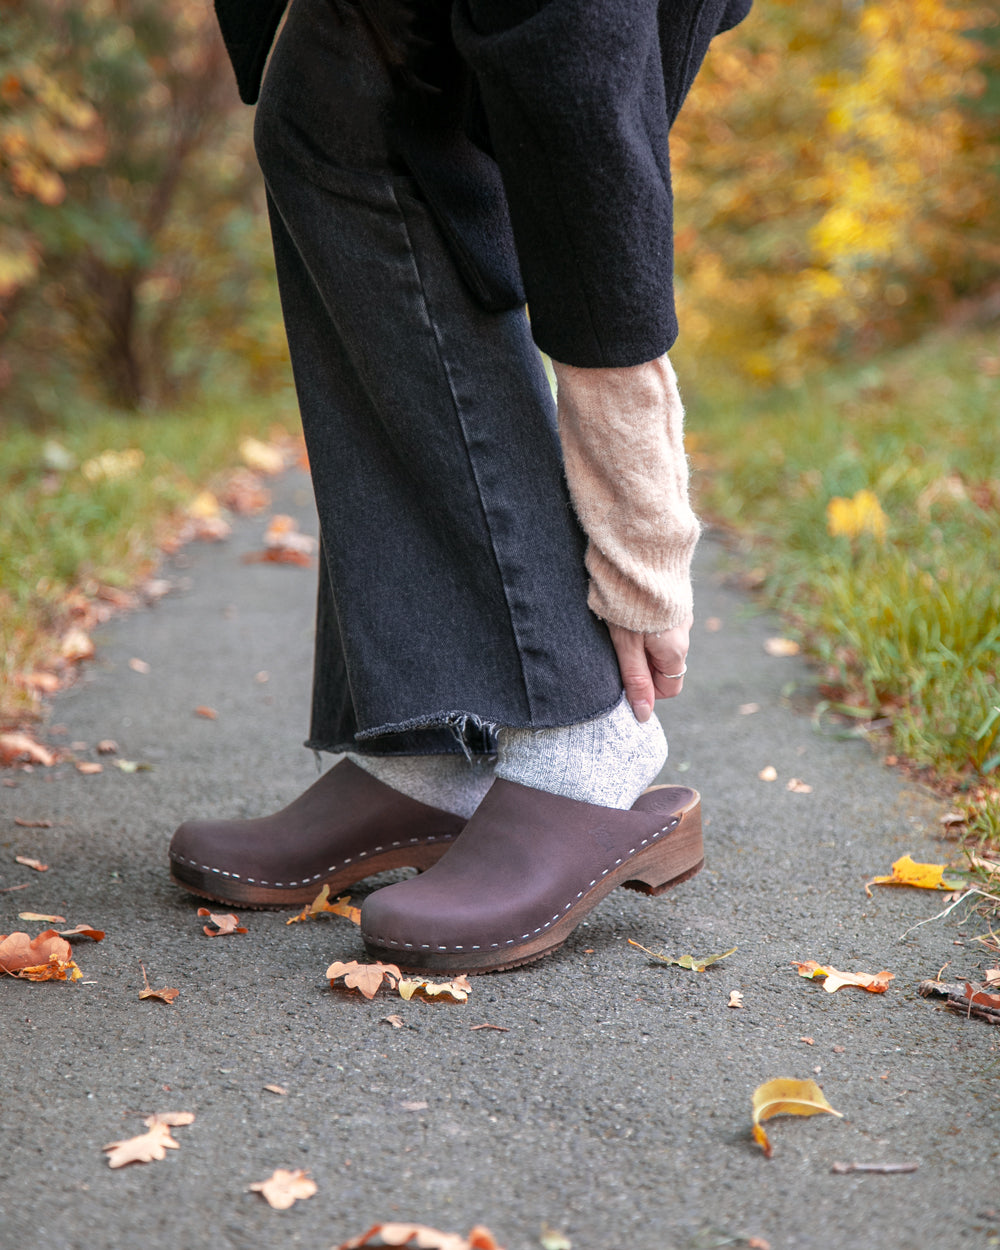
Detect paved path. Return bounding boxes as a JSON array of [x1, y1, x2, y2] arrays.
[[2, 469, 997, 1250]]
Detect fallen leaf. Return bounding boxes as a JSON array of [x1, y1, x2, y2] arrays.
[[764, 637, 800, 657], [830, 1161, 918, 1175], [382, 1015, 406, 1029], [61, 628, 95, 662], [239, 436, 286, 475], [76, 762, 103, 775], [264, 513, 316, 554], [786, 778, 813, 794], [747, 1239, 771, 1250], [14, 818, 52, 828], [792, 961, 894, 993], [758, 766, 778, 782], [114, 759, 152, 773], [326, 959, 403, 1000], [128, 657, 150, 674], [197, 908, 247, 936], [539, 1230, 572, 1250], [243, 547, 314, 567], [19, 911, 66, 923], [628, 939, 737, 971], [335, 1224, 502, 1250], [103, 1114, 193, 1168], [0, 929, 81, 980], [739, 703, 761, 715], [286, 884, 361, 925], [15, 856, 47, 872], [97, 739, 119, 754], [397, 974, 472, 1003], [249, 1168, 317, 1210], [751, 1077, 843, 1157], [139, 962, 179, 1003], [470, 1023, 509, 1032], [705, 617, 722, 632], [728, 991, 744, 1008], [0, 732, 56, 767], [940, 811, 966, 828], [864, 853, 964, 897], [219, 467, 270, 514], [263, 1084, 288, 1095], [186, 490, 221, 519], [58, 924, 104, 941], [985, 969, 1000, 987], [15, 671, 61, 694], [193, 706, 218, 720], [965, 981, 1000, 1009], [800, 1037, 815, 1045]]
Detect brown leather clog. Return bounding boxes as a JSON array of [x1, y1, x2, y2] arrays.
[[169, 758, 465, 908], [360, 779, 703, 974]]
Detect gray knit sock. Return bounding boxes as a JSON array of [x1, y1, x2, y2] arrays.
[[495, 693, 668, 810], [346, 752, 495, 820]]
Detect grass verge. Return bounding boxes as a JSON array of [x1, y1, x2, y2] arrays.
[[683, 323, 1000, 856], [1, 385, 298, 727]]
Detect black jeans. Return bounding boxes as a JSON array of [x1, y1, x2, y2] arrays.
[[254, 0, 623, 758]]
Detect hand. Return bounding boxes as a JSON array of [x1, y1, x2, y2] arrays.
[[608, 614, 692, 723]]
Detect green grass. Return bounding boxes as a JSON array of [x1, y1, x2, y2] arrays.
[[0, 385, 298, 723], [681, 324, 1000, 847]]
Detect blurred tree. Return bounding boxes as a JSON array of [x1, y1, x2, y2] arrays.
[[1, 0, 284, 415], [671, 0, 1000, 385]]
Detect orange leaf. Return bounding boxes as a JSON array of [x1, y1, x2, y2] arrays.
[[335, 1225, 502, 1250], [139, 961, 178, 1003], [792, 961, 894, 993], [0, 731, 56, 767], [326, 960, 402, 1000], [194, 706, 218, 720], [0, 929, 80, 980], [249, 1168, 317, 1210], [15, 856, 48, 872], [58, 924, 105, 941], [286, 884, 361, 925], [197, 908, 247, 936], [76, 762, 103, 775]]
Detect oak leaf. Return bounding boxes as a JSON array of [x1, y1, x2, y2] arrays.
[[792, 961, 894, 993], [327, 959, 402, 1000], [103, 1114, 193, 1168], [197, 908, 247, 936], [15, 856, 48, 871], [335, 1225, 502, 1250], [865, 853, 964, 896], [0, 930, 81, 980], [751, 1078, 843, 1157], [628, 939, 737, 971], [249, 1168, 317, 1209], [286, 884, 361, 926]]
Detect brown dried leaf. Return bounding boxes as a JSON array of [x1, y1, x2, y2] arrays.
[[263, 1084, 288, 1095], [470, 1022, 508, 1032], [128, 657, 150, 674], [0, 732, 56, 768], [193, 706, 218, 720], [728, 991, 744, 1008], [242, 547, 314, 567], [219, 467, 271, 514], [58, 924, 104, 941], [286, 884, 361, 925], [61, 628, 95, 662], [144, 1111, 195, 1128], [382, 1015, 406, 1029], [140, 984, 179, 1004], [14, 818, 52, 828], [786, 778, 813, 794], [15, 856, 48, 872], [197, 908, 247, 936], [249, 1168, 317, 1210], [0, 929, 81, 980], [326, 959, 402, 1000], [335, 1224, 502, 1250], [97, 739, 119, 754], [76, 761, 103, 775], [792, 960, 894, 993]]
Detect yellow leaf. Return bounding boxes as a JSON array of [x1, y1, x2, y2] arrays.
[[628, 939, 737, 971], [397, 975, 472, 1003], [826, 489, 888, 541], [792, 961, 894, 993], [751, 1078, 843, 1157], [864, 853, 960, 896]]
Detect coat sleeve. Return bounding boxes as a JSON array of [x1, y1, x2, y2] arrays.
[[452, 0, 752, 368]]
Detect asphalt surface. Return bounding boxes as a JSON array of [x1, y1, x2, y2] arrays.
[[2, 468, 997, 1250]]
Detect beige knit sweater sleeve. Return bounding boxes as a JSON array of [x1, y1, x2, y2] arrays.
[[552, 352, 700, 634]]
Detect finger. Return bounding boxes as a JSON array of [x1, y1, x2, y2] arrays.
[[609, 625, 656, 722]]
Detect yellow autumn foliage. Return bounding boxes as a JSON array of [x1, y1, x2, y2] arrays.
[[673, 0, 1000, 384], [826, 489, 888, 541]]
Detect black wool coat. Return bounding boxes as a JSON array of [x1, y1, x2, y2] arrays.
[[214, 0, 752, 367]]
